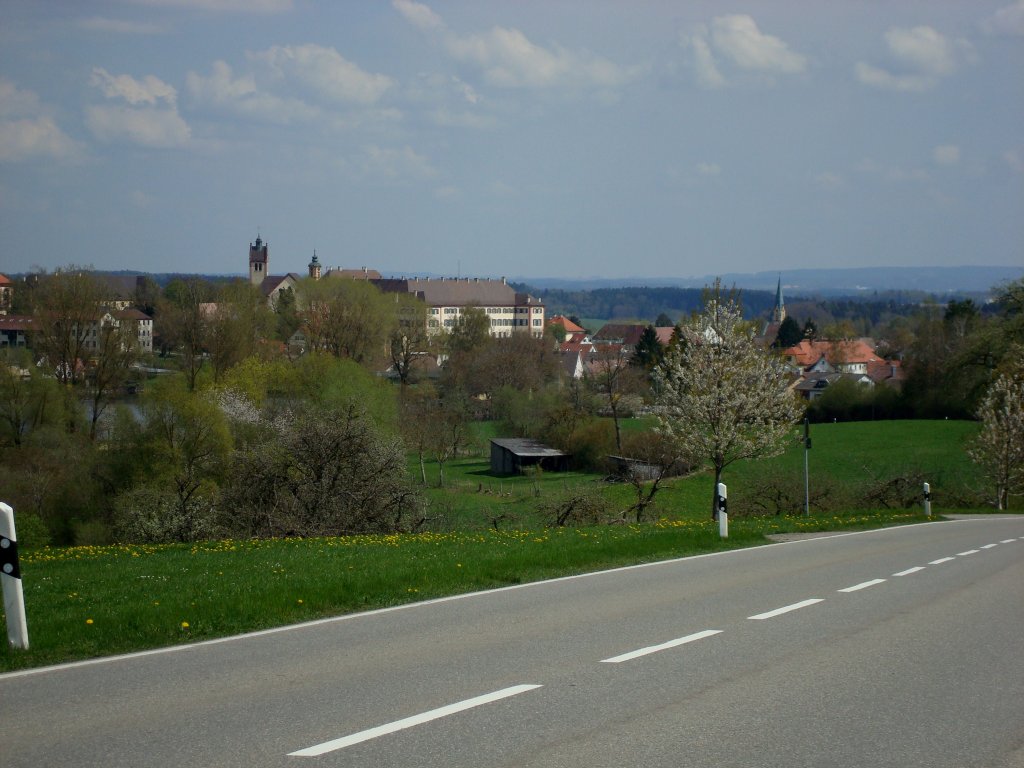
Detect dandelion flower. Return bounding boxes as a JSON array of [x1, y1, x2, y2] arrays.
[[181, 621, 190, 629], [86, 619, 94, 625]]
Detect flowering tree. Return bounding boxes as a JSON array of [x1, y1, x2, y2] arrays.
[[655, 285, 804, 517], [968, 355, 1024, 510]]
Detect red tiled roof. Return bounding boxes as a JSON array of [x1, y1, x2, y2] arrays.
[[548, 315, 584, 333], [0, 274, 12, 286]]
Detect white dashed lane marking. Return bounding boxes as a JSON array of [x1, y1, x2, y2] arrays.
[[289, 685, 543, 757], [838, 579, 887, 593], [893, 566, 925, 576], [748, 599, 824, 620], [601, 629, 722, 664], [929, 557, 955, 565]]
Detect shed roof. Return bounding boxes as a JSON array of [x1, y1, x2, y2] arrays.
[[490, 438, 567, 458]]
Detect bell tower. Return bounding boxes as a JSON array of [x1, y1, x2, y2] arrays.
[[249, 235, 268, 286], [308, 251, 321, 280]]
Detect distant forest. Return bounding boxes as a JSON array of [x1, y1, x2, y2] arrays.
[[517, 283, 992, 339]]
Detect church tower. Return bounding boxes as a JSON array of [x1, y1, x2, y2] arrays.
[[249, 235, 268, 286], [772, 274, 786, 324], [308, 251, 321, 280]]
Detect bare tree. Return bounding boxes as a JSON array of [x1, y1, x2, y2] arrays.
[[31, 267, 104, 386], [158, 278, 211, 391], [584, 344, 645, 452], [389, 294, 432, 386], [206, 280, 274, 381], [655, 283, 804, 517], [86, 313, 139, 441], [968, 353, 1024, 510]]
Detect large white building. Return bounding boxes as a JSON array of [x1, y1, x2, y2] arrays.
[[369, 276, 545, 338]]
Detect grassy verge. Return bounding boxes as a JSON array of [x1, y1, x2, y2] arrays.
[[2, 509, 936, 672]]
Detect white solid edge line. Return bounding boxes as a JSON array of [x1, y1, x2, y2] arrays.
[[748, 598, 824, 620], [957, 549, 980, 556], [600, 629, 723, 664], [288, 684, 542, 757], [929, 557, 955, 564], [893, 566, 925, 576], [6, 518, 1018, 680], [838, 578, 886, 593]]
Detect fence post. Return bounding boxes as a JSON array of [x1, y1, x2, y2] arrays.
[[1, 502, 29, 650], [717, 483, 728, 538], [923, 482, 931, 518]]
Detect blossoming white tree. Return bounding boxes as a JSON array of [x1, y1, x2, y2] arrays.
[[968, 355, 1024, 510], [655, 284, 804, 517]]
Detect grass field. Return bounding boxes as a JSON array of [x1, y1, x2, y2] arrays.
[[0, 418, 1001, 672], [414, 419, 988, 527], [2, 509, 933, 672]]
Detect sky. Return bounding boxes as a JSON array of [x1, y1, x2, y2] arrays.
[[1, 0, 1022, 281]]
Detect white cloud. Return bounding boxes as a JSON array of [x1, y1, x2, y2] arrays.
[[78, 17, 166, 34], [982, 1, 1024, 36], [854, 62, 933, 92], [885, 26, 958, 76], [125, 0, 292, 12], [433, 185, 460, 199], [933, 145, 960, 165], [691, 34, 725, 89], [0, 79, 81, 162], [710, 15, 807, 74], [393, 0, 444, 32], [396, 1, 630, 90], [186, 60, 320, 123], [359, 144, 435, 181], [856, 26, 973, 92], [86, 104, 191, 147], [255, 44, 394, 104], [814, 172, 845, 189], [684, 15, 805, 88], [1004, 149, 1024, 173], [90, 67, 177, 106], [88, 69, 189, 147], [430, 107, 494, 129], [0, 117, 80, 162]]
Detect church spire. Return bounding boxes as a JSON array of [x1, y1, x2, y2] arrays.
[[772, 274, 786, 323]]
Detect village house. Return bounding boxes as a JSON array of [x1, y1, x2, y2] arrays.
[[0, 273, 13, 315]]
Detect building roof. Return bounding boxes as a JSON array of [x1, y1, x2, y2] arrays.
[[375, 276, 524, 307], [593, 323, 647, 346], [260, 274, 299, 296], [114, 308, 152, 321], [548, 315, 585, 333], [490, 438, 567, 458], [325, 267, 382, 280], [783, 339, 882, 368], [0, 274, 12, 286]]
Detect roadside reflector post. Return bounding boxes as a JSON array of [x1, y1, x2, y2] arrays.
[[1, 502, 29, 649], [923, 482, 932, 518], [717, 483, 728, 538]]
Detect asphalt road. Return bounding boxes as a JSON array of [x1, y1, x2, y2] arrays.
[[2, 516, 1022, 767]]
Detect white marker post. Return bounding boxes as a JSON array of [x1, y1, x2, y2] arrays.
[[717, 482, 728, 538], [1, 502, 29, 649], [923, 482, 931, 518]]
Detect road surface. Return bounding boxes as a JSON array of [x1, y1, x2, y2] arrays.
[[2, 516, 1022, 767]]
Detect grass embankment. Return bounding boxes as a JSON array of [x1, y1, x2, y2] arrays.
[[2, 419, 992, 671], [1, 509, 932, 672], [417, 420, 986, 527]]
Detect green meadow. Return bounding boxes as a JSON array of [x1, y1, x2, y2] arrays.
[[0, 419, 999, 672]]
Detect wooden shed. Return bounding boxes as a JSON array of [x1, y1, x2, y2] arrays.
[[489, 439, 570, 475]]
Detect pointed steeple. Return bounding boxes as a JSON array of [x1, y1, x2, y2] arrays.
[[772, 274, 786, 323]]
